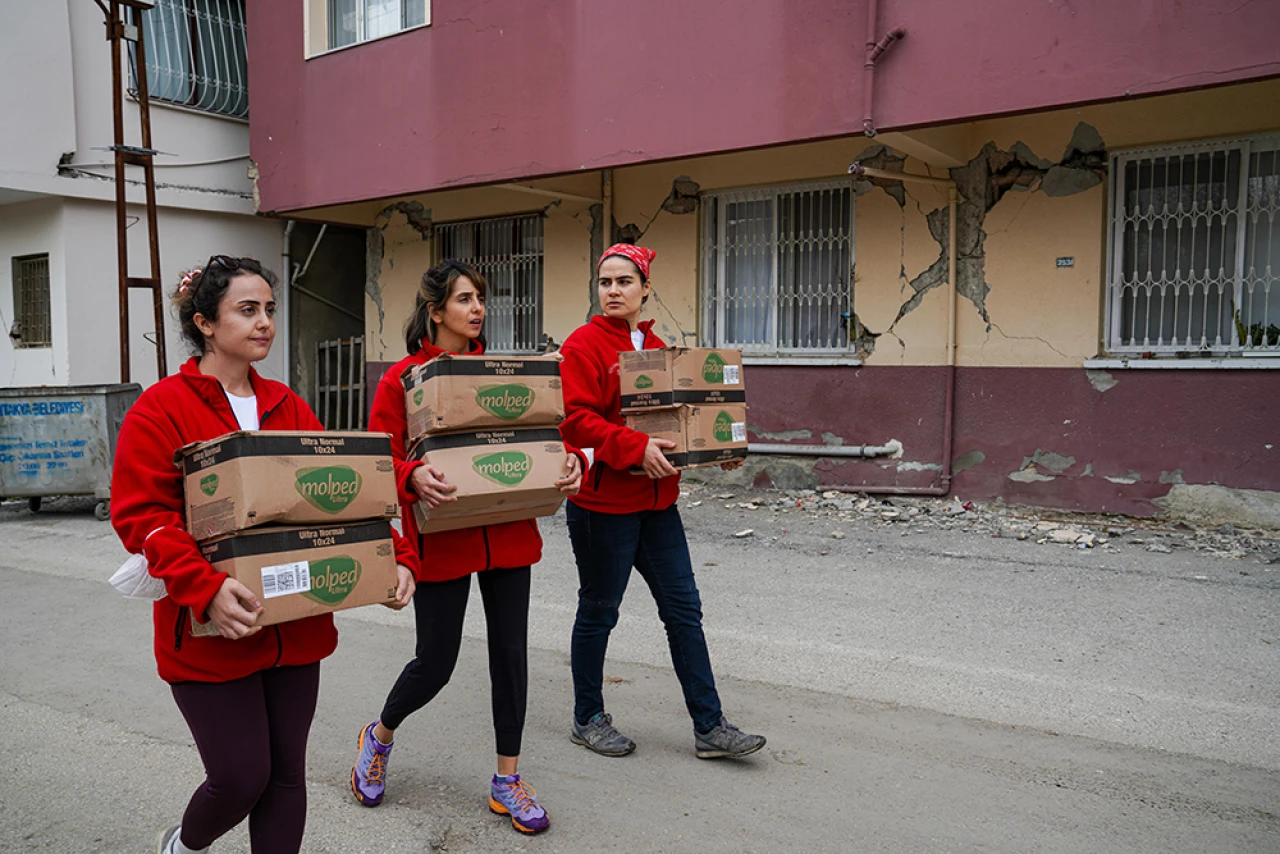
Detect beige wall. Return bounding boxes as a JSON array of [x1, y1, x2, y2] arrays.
[[309, 78, 1280, 369]]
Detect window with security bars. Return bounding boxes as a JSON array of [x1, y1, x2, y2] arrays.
[[327, 0, 428, 49], [128, 0, 249, 119], [436, 214, 544, 354], [11, 254, 51, 349], [1107, 134, 1280, 356], [701, 180, 855, 354]]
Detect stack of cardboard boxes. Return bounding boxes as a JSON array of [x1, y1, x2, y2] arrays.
[[619, 348, 749, 469], [178, 431, 403, 635], [400, 353, 570, 533]]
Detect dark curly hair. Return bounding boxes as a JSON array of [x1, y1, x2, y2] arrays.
[[170, 255, 279, 355]]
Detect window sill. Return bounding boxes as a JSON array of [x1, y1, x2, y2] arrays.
[[307, 23, 430, 60], [127, 94, 248, 124], [1085, 357, 1280, 370], [742, 356, 863, 367]]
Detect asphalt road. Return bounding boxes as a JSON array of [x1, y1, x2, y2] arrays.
[[1, 492, 1277, 853]]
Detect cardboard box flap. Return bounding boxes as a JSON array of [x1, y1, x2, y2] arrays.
[[409, 427, 564, 457], [401, 352, 563, 389], [199, 521, 392, 563], [179, 431, 394, 475]]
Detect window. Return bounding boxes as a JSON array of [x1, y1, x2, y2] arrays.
[[327, 0, 428, 50], [128, 0, 249, 119], [701, 180, 855, 354], [436, 214, 544, 354], [10, 255, 51, 349], [1107, 133, 1280, 356]]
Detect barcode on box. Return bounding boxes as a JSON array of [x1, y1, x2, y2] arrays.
[[723, 365, 741, 385], [261, 560, 311, 599], [731, 422, 747, 442]]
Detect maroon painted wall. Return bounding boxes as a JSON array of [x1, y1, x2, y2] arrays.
[[749, 366, 1280, 516], [367, 359, 1279, 516], [249, 0, 1280, 213]]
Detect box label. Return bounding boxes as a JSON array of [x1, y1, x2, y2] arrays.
[[722, 365, 741, 385], [475, 383, 536, 421], [261, 560, 311, 599], [702, 352, 728, 383], [200, 474, 219, 496], [303, 556, 363, 605], [472, 450, 533, 486], [294, 465, 364, 514]]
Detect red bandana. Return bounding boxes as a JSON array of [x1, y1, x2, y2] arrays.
[[599, 243, 657, 280]]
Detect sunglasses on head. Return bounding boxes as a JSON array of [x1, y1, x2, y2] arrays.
[[206, 255, 248, 272]]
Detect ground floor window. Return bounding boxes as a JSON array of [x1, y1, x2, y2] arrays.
[[435, 213, 544, 354], [700, 179, 854, 355], [10, 254, 51, 349], [1108, 132, 1280, 356]]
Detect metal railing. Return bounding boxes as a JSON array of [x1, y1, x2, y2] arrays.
[[436, 213, 544, 354], [315, 336, 366, 430], [11, 255, 51, 349], [701, 180, 855, 354], [128, 0, 249, 119], [1107, 133, 1280, 355]]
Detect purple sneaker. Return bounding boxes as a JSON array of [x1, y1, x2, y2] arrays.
[[489, 774, 550, 835], [350, 721, 393, 807]]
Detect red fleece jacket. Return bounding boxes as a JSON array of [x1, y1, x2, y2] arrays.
[[559, 316, 681, 515], [110, 358, 419, 684], [370, 339, 578, 582]]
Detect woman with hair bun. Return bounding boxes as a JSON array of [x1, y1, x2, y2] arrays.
[[110, 255, 417, 854]]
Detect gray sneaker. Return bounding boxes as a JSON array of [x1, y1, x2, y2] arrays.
[[570, 712, 636, 756], [695, 718, 766, 759], [154, 826, 180, 854]]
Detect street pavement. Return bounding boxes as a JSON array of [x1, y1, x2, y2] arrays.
[[1, 491, 1277, 853]]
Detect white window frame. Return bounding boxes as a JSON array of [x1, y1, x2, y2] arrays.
[[307, 0, 430, 57], [700, 178, 856, 356], [435, 213, 544, 355], [1105, 132, 1280, 359]]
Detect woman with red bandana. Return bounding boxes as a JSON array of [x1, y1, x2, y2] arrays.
[[558, 243, 767, 760]]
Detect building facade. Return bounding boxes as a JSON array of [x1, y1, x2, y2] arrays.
[[246, 0, 1280, 518], [0, 0, 287, 389]]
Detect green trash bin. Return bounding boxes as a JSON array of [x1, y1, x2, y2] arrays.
[[0, 383, 142, 520]]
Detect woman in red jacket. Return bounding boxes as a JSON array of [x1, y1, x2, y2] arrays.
[[350, 260, 581, 836], [111, 256, 416, 854], [558, 244, 766, 760]]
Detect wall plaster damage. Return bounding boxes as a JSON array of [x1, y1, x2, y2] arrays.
[[366, 201, 433, 354], [854, 123, 1108, 353]]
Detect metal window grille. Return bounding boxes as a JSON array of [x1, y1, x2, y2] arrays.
[[327, 0, 427, 49], [11, 254, 52, 349], [127, 0, 249, 119], [436, 213, 544, 354], [1107, 133, 1280, 355], [701, 180, 855, 354], [315, 336, 366, 429]]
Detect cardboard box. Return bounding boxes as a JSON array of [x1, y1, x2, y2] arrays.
[[407, 427, 569, 533], [618, 348, 745, 412], [190, 521, 399, 637], [179, 431, 399, 542], [402, 353, 565, 439], [624, 403, 749, 470]]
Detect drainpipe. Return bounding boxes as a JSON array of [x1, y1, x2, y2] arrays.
[[282, 220, 295, 388], [862, 0, 906, 138], [602, 168, 613, 246], [749, 442, 898, 458], [814, 163, 958, 497]]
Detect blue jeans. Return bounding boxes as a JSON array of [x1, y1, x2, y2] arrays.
[[566, 501, 723, 733]]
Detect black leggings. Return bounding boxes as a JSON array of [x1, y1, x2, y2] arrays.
[[379, 567, 531, 756], [169, 662, 320, 854]]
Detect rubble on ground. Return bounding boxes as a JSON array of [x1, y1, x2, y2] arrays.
[[680, 484, 1280, 562]]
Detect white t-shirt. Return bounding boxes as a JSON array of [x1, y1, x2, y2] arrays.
[[631, 329, 646, 351], [227, 392, 259, 431]]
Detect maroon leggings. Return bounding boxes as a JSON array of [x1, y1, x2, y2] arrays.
[[170, 663, 320, 854]]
